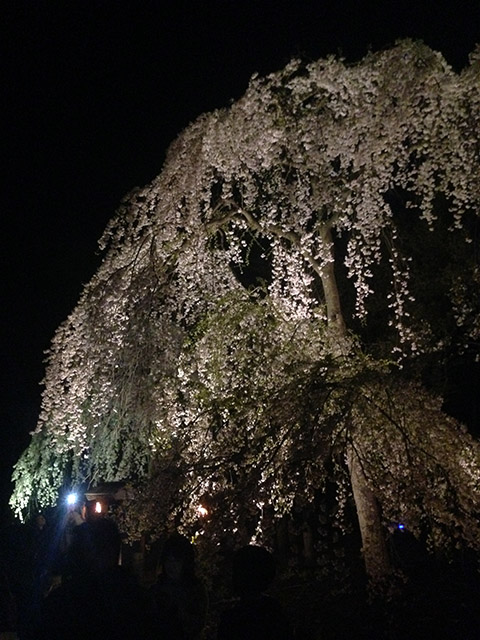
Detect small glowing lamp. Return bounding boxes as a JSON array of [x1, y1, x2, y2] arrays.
[[197, 505, 208, 517], [66, 493, 77, 506], [397, 523, 405, 530], [95, 501, 102, 514]]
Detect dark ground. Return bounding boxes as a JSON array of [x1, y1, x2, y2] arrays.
[[1, 512, 479, 639]]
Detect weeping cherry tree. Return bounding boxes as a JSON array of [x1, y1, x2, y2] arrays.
[[11, 40, 480, 583]]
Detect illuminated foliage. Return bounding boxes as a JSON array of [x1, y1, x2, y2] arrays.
[[11, 41, 480, 579]]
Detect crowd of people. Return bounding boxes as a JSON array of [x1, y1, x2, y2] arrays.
[[0, 509, 295, 640]]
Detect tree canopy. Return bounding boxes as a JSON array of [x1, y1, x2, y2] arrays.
[[11, 40, 480, 578]]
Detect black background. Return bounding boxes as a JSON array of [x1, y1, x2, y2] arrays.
[[2, 0, 479, 521]]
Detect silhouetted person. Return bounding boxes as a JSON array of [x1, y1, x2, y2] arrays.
[[36, 517, 158, 640], [152, 534, 208, 639], [217, 545, 294, 640], [0, 566, 17, 639], [5, 512, 56, 640]]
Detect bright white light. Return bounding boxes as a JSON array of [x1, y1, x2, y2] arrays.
[[95, 501, 102, 513], [197, 505, 208, 517], [67, 493, 77, 506]]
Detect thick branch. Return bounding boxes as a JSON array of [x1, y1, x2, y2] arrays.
[[226, 204, 348, 340]]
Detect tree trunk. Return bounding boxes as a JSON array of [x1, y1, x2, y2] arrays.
[[347, 445, 391, 582], [320, 224, 392, 583], [318, 227, 348, 345]]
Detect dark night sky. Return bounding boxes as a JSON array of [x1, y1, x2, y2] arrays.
[[1, 1, 479, 521]]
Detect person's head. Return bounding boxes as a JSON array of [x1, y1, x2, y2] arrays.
[[232, 545, 276, 598], [162, 533, 195, 582], [69, 517, 121, 575], [35, 513, 46, 530]]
